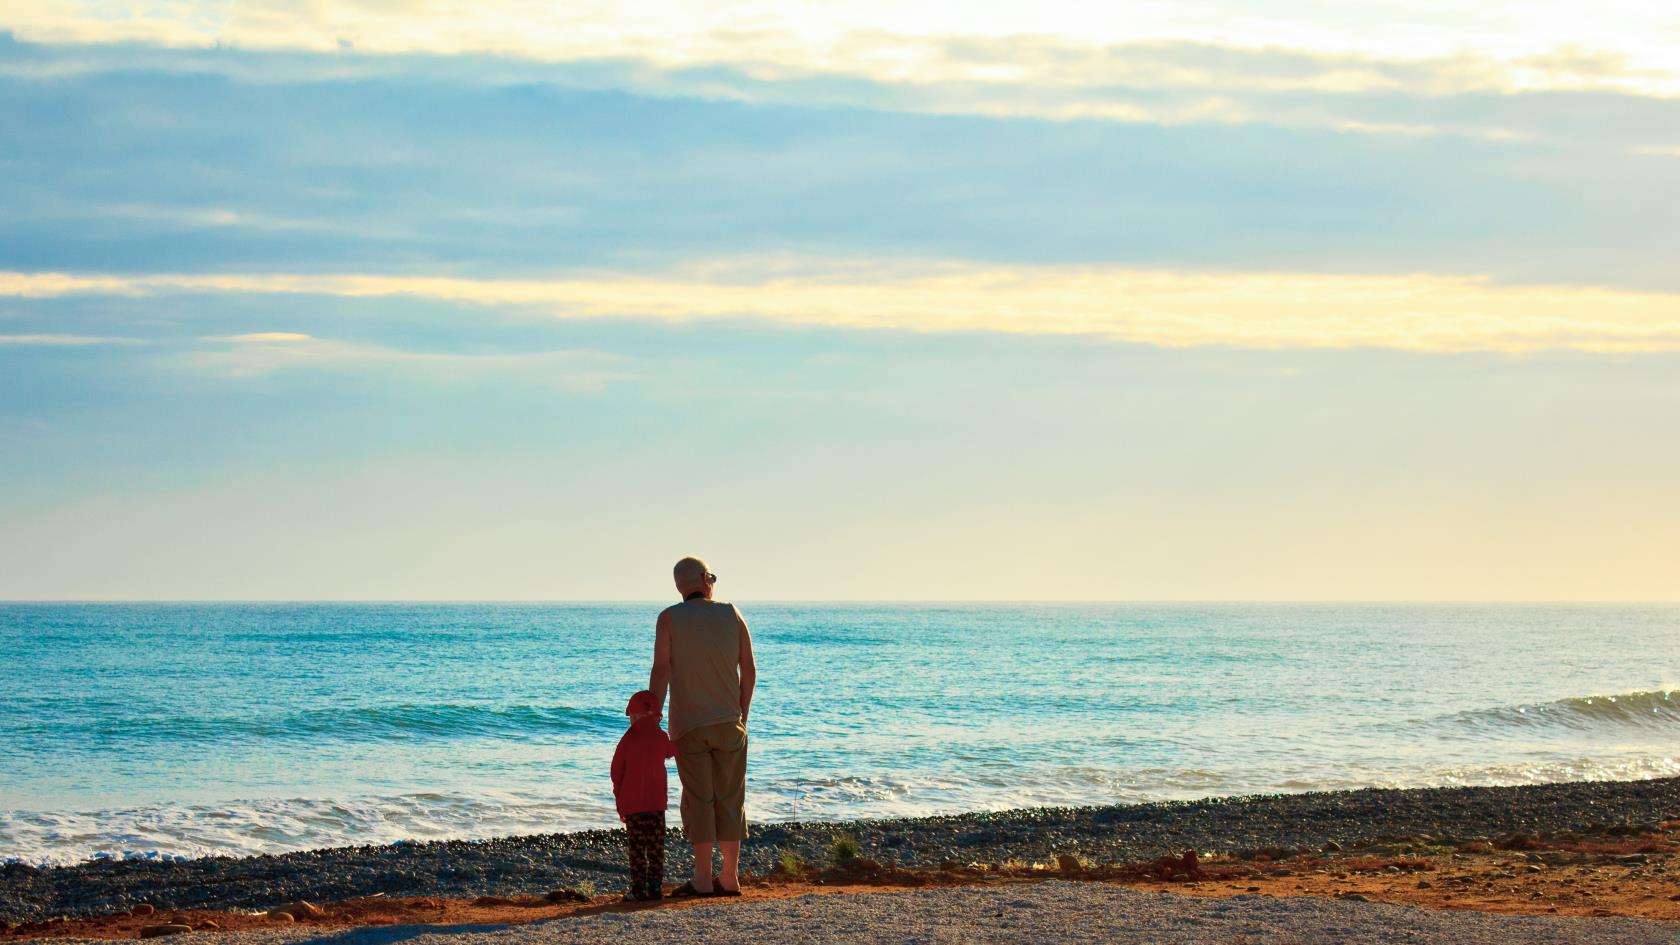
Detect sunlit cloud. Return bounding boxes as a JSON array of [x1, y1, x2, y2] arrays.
[[215, 332, 314, 343], [8, 0, 1678, 96], [8, 263, 1680, 354]]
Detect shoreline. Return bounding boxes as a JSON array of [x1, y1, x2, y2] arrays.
[[3, 776, 1678, 927]]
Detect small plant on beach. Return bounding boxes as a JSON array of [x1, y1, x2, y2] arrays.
[[779, 849, 803, 876], [828, 833, 861, 865], [575, 880, 596, 898]]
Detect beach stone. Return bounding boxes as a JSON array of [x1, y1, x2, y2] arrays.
[[546, 889, 589, 903], [131, 904, 156, 916], [268, 910, 295, 922], [279, 900, 324, 918], [139, 923, 193, 937], [1323, 840, 1343, 853], [1056, 855, 1082, 873], [473, 896, 517, 907]]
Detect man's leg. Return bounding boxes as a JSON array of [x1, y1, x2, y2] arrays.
[[713, 722, 749, 892], [718, 840, 740, 892], [691, 842, 716, 892], [676, 730, 718, 893]]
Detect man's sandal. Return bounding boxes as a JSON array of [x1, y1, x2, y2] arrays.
[[668, 881, 712, 898]]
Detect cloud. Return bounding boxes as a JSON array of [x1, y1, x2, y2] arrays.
[[182, 329, 636, 390], [8, 262, 1680, 354], [6, 34, 1679, 151], [216, 331, 314, 343], [0, 332, 142, 345]]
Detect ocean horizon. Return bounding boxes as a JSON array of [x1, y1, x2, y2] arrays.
[[5, 602, 1677, 866]]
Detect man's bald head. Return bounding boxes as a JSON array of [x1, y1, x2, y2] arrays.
[[673, 556, 715, 597]]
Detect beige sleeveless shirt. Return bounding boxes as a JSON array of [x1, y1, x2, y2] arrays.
[[664, 598, 746, 739]]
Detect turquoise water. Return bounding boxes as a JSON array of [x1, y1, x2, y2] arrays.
[[2, 603, 1678, 864]]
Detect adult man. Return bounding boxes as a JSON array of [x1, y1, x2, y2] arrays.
[[648, 556, 756, 897]]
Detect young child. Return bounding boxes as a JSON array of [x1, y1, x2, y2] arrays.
[[611, 689, 676, 901]]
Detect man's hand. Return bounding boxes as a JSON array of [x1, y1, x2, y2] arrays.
[[738, 613, 756, 728]]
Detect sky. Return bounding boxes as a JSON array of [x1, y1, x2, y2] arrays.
[[1, 1, 1678, 600]]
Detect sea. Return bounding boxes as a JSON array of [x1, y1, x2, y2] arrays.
[[2, 603, 1677, 865]]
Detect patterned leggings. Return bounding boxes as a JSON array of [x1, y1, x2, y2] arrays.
[[624, 812, 666, 895]]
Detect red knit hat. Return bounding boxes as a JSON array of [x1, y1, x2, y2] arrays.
[[625, 690, 657, 717]]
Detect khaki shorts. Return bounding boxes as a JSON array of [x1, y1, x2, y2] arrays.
[[674, 719, 748, 843]]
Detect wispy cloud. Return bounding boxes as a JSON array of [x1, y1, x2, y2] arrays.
[[184, 330, 636, 391], [0, 332, 143, 345], [6, 35, 1679, 150], [4, 45, 1674, 292], [9, 263, 1680, 354]]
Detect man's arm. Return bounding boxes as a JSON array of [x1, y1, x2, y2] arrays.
[[649, 610, 672, 714], [737, 612, 756, 725]]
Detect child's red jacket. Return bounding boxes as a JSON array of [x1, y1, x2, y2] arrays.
[[610, 716, 676, 820]]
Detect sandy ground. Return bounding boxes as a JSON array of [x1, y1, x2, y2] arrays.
[[19, 882, 1680, 945]]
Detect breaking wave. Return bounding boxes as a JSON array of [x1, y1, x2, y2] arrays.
[[1434, 690, 1680, 736]]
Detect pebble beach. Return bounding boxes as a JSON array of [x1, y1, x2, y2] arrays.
[[5, 778, 1677, 927]]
